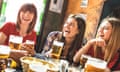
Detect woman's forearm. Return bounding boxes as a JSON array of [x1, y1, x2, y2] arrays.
[[73, 40, 93, 63], [0, 32, 7, 44]]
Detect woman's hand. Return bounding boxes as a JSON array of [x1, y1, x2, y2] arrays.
[[0, 32, 7, 44], [20, 43, 35, 56], [104, 67, 111, 72], [73, 38, 106, 63], [9, 50, 28, 67], [44, 49, 53, 57], [88, 38, 106, 48]]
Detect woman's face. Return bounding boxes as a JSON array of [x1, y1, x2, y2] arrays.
[[20, 11, 34, 24], [97, 21, 112, 41], [63, 18, 79, 38]]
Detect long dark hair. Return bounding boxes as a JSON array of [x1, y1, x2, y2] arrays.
[[61, 14, 86, 63], [16, 3, 37, 34]]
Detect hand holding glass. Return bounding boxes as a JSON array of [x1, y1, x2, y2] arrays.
[[51, 41, 64, 59], [9, 35, 23, 50]]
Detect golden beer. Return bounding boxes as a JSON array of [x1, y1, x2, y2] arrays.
[[84, 58, 107, 72], [0, 45, 11, 71], [51, 41, 64, 59], [51, 45, 62, 59], [84, 64, 105, 72], [0, 54, 9, 59], [24, 40, 35, 49], [9, 35, 23, 50], [0, 45, 10, 58], [9, 42, 21, 50]]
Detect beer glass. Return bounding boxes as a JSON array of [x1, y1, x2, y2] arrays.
[[80, 54, 91, 68], [24, 40, 34, 49], [84, 58, 107, 72], [51, 41, 64, 59], [0, 45, 10, 58], [9, 35, 23, 50], [0, 45, 10, 71]]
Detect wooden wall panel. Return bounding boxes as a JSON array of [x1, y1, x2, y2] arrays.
[[65, 0, 105, 40]]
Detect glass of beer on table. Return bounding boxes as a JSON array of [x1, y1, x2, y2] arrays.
[[9, 35, 23, 50], [0, 45, 11, 71], [80, 54, 92, 68], [84, 58, 107, 72], [51, 40, 64, 59], [24, 40, 34, 49]]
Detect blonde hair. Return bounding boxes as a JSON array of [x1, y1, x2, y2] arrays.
[[95, 17, 120, 62]]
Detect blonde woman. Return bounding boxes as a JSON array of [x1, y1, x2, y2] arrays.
[[74, 17, 120, 71]]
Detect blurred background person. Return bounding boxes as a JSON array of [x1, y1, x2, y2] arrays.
[[0, 3, 37, 67], [41, 14, 86, 65], [74, 17, 120, 71]]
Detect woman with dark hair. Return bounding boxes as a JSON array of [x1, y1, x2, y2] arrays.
[[0, 3, 37, 66], [0, 3, 37, 45], [42, 14, 86, 65]]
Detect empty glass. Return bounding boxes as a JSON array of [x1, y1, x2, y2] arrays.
[[59, 59, 69, 72]]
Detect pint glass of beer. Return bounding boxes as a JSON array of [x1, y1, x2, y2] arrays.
[[84, 58, 107, 72], [0, 45, 10, 58], [9, 35, 23, 50], [51, 41, 64, 59], [80, 54, 91, 68], [24, 40, 35, 49], [0, 45, 11, 71]]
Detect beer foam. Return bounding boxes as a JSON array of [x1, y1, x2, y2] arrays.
[[0, 45, 10, 54], [9, 35, 23, 43], [53, 41, 64, 46], [86, 59, 107, 69], [25, 40, 34, 44]]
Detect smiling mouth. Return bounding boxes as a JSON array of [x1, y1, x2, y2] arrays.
[[64, 30, 70, 34], [99, 35, 104, 38], [22, 16, 30, 21], [23, 18, 30, 21]]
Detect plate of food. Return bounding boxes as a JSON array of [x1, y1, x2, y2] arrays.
[[20, 56, 59, 72]]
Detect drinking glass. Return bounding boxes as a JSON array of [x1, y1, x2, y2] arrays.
[[0, 45, 11, 71], [24, 40, 34, 49], [0, 45, 10, 59], [84, 58, 107, 72], [80, 54, 91, 68], [9, 35, 23, 50], [59, 59, 69, 72], [51, 41, 64, 59]]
